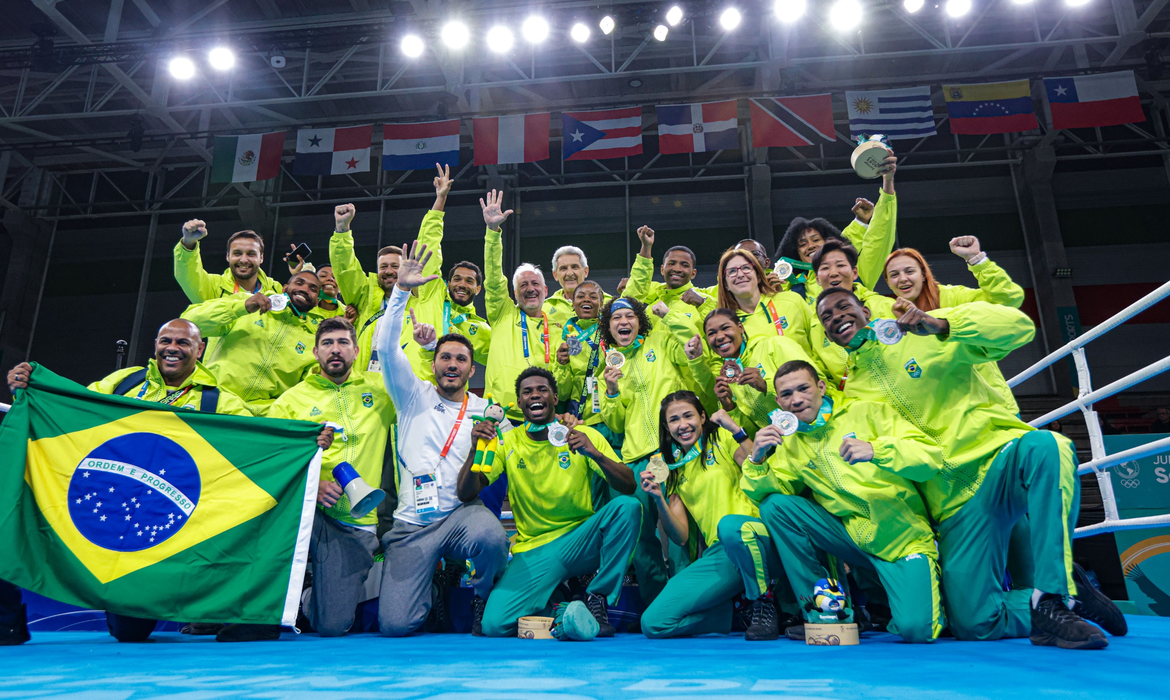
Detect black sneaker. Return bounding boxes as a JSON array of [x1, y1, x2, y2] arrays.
[[1030, 595, 1107, 650], [426, 581, 452, 633], [784, 623, 804, 641], [215, 624, 281, 642], [0, 604, 29, 646], [744, 598, 779, 641], [1071, 563, 1127, 636], [471, 595, 487, 637], [181, 622, 225, 635], [584, 593, 615, 638]]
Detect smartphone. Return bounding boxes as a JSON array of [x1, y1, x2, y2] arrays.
[[288, 242, 312, 262]]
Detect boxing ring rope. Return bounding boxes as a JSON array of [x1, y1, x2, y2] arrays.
[[1008, 280, 1170, 538]]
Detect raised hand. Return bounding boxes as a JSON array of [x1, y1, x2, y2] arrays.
[[751, 425, 783, 463], [181, 219, 208, 249], [411, 309, 437, 348], [603, 365, 623, 396], [637, 225, 655, 257], [893, 297, 949, 336], [879, 151, 897, 193], [334, 203, 356, 233], [650, 301, 669, 319], [434, 163, 453, 199], [480, 189, 514, 231], [949, 236, 982, 261], [284, 243, 305, 275], [639, 468, 664, 502], [245, 291, 272, 314], [737, 366, 767, 393], [681, 289, 705, 308], [396, 242, 440, 290], [566, 427, 596, 457], [851, 198, 875, 225], [557, 342, 571, 366], [714, 375, 736, 411], [616, 278, 629, 296], [345, 304, 359, 323], [684, 334, 703, 360], [7, 361, 33, 393], [709, 408, 740, 433]]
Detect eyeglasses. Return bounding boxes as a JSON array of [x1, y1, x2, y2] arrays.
[[724, 264, 755, 280]]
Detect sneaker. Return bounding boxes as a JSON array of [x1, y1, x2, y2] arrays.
[[0, 605, 29, 646], [426, 581, 452, 633], [745, 598, 779, 641], [471, 595, 487, 637], [784, 623, 804, 641], [1071, 563, 1127, 637], [551, 601, 599, 641], [584, 593, 616, 638], [1030, 595, 1108, 650], [215, 623, 281, 643], [180, 622, 224, 635]]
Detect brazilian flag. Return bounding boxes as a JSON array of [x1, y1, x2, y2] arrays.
[[0, 365, 322, 626]]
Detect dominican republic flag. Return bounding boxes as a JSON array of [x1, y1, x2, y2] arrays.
[[210, 132, 285, 183], [750, 95, 835, 148], [382, 120, 461, 171], [1044, 71, 1145, 130], [292, 125, 372, 176], [944, 80, 1038, 135], [846, 87, 936, 140], [561, 108, 643, 161], [656, 100, 738, 154], [473, 113, 550, 165]]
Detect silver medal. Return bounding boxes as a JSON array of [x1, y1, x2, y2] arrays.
[[774, 260, 793, 281], [548, 423, 569, 447], [770, 410, 800, 436], [268, 293, 288, 312], [605, 349, 626, 369], [566, 336, 583, 356], [871, 318, 904, 345]]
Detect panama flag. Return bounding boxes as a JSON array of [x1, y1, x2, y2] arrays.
[[293, 124, 373, 176], [382, 120, 461, 171], [561, 107, 643, 161], [656, 100, 738, 154], [473, 113, 551, 165], [1044, 71, 1145, 130], [750, 95, 836, 148], [210, 131, 285, 183]]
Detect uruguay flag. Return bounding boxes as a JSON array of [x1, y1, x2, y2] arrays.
[[1044, 71, 1145, 131], [562, 107, 643, 161], [656, 100, 738, 154], [382, 120, 461, 171], [293, 125, 372, 176]]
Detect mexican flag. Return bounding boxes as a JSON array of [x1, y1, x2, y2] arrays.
[[211, 131, 286, 183], [0, 365, 321, 626]]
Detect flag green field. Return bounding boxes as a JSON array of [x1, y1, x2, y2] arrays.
[[0, 364, 322, 626]]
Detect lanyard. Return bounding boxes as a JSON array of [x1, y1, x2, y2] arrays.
[[520, 312, 551, 364], [796, 395, 835, 433], [565, 319, 598, 344], [443, 300, 468, 336], [576, 338, 606, 418], [137, 381, 193, 405], [438, 394, 471, 460], [667, 442, 701, 470], [762, 299, 786, 336], [233, 279, 261, 294]]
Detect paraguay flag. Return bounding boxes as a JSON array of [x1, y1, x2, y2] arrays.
[[944, 80, 1039, 135], [210, 131, 285, 183], [382, 120, 461, 171], [656, 100, 738, 154], [293, 125, 373, 176], [473, 113, 550, 165], [1044, 71, 1145, 130], [562, 107, 643, 161]]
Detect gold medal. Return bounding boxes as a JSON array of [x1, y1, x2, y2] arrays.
[[605, 349, 626, 369], [647, 455, 669, 484]]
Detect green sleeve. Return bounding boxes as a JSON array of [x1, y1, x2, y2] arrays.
[[866, 402, 945, 482], [599, 384, 627, 434], [625, 254, 656, 303], [484, 227, 510, 324], [970, 260, 1025, 308], [739, 453, 801, 504], [265, 396, 295, 421], [173, 241, 221, 303], [214, 389, 256, 417], [854, 191, 897, 289], [180, 297, 250, 338], [328, 230, 372, 314], [585, 427, 622, 479], [932, 302, 1036, 364], [416, 210, 446, 302], [551, 358, 578, 402]]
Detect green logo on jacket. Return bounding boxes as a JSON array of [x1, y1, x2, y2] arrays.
[[295, 342, 306, 354], [469, 325, 478, 335], [310, 406, 322, 417], [904, 358, 922, 379], [779, 316, 789, 330], [558, 452, 571, 470], [645, 350, 656, 363], [362, 392, 373, 408], [254, 319, 265, 328]]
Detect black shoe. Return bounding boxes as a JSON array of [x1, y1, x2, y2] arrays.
[[784, 623, 804, 641], [471, 596, 487, 637], [584, 593, 615, 638], [1071, 563, 1127, 636], [745, 598, 779, 641], [1030, 595, 1108, 650], [181, 622, 225, 635], [426, 580, 452, 633], [215, 624, 281, 642], [0, 604, 29, 646]]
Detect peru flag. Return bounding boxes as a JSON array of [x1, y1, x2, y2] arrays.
[[473, 113, 550, 165], [1044, 71, 1145, 130]]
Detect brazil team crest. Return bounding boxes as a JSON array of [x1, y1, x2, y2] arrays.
[[558, 451, 571, 470], [295, 341, 306, 354], [362, 392, 374, 408], [904, 358, 922, 379]]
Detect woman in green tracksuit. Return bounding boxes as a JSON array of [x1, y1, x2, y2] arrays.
[[639, 392, 787, 640], [551, 280, 608, 430], [715, 249, 818, 362]]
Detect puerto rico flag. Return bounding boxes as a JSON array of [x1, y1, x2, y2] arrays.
[[382, 120, 461, 171], [1044, 71, 1145, 130], [656, 100, 738, 154], [750, 95, 836, 148], [561, 107, 643, 161], [292, 125, 372, 176], [473, 113, 550, 165]]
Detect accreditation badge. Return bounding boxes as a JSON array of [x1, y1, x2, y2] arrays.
[[413, 473, 439, 515], [770, 410, 800, 436], [850, 134, 891, 180]]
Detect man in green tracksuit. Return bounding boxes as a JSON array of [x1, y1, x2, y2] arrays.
[[458, 367, 641, 638], [269, 317, 396, 638], [174, 222, 282, 302], [544, 245, 612, 327], [624, 225, 715, 318], [818, 289, 1127, 649], [180, 271, 322, 416], [740, 360, 946, 643]]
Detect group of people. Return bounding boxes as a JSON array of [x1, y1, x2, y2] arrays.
[[1, 156, 1128, 650]]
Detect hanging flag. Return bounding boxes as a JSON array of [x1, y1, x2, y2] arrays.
[[1044, 71, 1145, 130], [382, 120, 461, 171], [0, 365, 321, 626], [656, 100, 738, 154], [210, 131, 285, 183], [750, 95, 836, 148], [845, 87, 936, 140], [292, 124, 372, 176], [473, 113, 551, 165], [561, 107, 643, 161], [944, 80, 1038, 135]]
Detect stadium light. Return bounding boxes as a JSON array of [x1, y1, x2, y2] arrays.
[[774, 0, 807, 22], [441, 21, 470, 50], [666, 6, 685, 26], [168, 56, 196, 80], [653, 24, 669, 41], [904, 0, 925, 12], [1065, 0, 1090, 6], [946, 0, 972, 17], [1011, 0, 1035, 4], [600, 15, 616, 35], [570, 22, 591, 43], [829, 0, 863, 31], [208, 47, 235, 71], [486, 25, 514, 53], [401, 34, 425, 58], [522, 16, 550, 44], [719, 8, 743, 31]]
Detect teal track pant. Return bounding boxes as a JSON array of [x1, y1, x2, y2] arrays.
[[937, 430, 1080, 641], [480, 496, 641, 637]]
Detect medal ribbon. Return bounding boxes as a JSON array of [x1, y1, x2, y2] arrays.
[[520, 312, 551, 364], [667, 442, 701, 470], [796, 395, 835, 433], [438, 394, 470, 459], [525, 421, 554, 433], [845, 322, 880, 352], [233, 279, 262, 294], [443, 300, 468, 336]]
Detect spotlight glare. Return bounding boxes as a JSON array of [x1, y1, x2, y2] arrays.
[[946, 0, 972, 16], [653, 24, 669, 41], [719, 8, 743, 30], [666, 6, 684, 26], [904, 0, 925, 12], [486, 25, 515, 53], [401, 34, 425, 58], [208, 47, 235, 71], [1064, 0, 1090, 6], [522, 16, 550, 44], [774, 0, 808, 22], [1011, 0, 1034, 4], [600, 15, 616, 35], [441, 21, 470, 49], [570, 22, 591, 43], [168, 56, 196, 80], [829, 0, 863, 31]]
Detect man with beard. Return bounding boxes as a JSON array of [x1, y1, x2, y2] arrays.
[[268, 317, 395, 638], [374, 243, 510, 637], [816, 288, 1127, 649], [544, 246, 611, 327], [174, 223, 283, 302], [459, 367, 641, 638], [481, 189, 561, 422], [624, 225, 714, 317], [180, 270, 322, 416]]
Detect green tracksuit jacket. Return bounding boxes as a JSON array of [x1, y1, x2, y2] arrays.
[[624, 254, 718, 319], [693, 333, 815, 436], [543, 288, 613, 329], [173, 241, 283, 303], [89, 359, 253, 417]]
